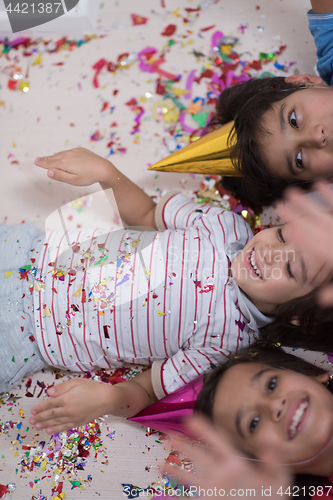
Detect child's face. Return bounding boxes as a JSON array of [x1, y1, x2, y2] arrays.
[[259, 87, 333, 181], [212, 362, 333, 475], [231, 222, 331, 314]]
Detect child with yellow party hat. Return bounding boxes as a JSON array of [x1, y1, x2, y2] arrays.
[[148, 0, 333, 207]]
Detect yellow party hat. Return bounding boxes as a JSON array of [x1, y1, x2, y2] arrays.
[[148, 121, 240, 176]]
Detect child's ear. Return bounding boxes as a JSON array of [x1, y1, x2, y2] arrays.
[[315, 372, 330, 385], [290, 316, 300, 326], [285, 74, 323, 86]]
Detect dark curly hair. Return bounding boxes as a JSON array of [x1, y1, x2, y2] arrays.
[[194, 341, 333, 498], [211, 77, 312, 206], [260, 288, 333, 352]]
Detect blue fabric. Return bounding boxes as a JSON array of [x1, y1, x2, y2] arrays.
[[0, 223, 45, 393], [308, 9, 333, 86]]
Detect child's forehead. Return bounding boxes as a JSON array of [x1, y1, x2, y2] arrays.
[[252, 223, 278, 237]]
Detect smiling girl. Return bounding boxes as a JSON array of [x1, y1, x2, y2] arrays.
[[194, 342, 333, 495]]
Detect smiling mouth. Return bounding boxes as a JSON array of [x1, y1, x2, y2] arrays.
[[288, 398, 309, 439], [249, 249, 262, 279]]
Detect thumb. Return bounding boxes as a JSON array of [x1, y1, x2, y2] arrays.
[[45, 168, 79, 185], [47, 380, 75, 397]]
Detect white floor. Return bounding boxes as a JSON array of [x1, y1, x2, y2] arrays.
[[0, 0, 329, 498]]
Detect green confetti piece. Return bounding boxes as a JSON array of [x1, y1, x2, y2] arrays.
[[24, 358, 28, 362], [12, 356, 15, 362], [192, 112, 209, 128]]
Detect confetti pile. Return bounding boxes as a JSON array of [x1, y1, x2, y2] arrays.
[[0, 365, 149, 499], [0, 1, 320, 498]]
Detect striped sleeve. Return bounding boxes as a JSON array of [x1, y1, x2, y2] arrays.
[[151, 346, 230, 398], [155, 192, 241, 232]]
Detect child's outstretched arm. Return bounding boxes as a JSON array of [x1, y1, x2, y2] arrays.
[[29, 368, 157, 434], [35, 148, 157, 229]]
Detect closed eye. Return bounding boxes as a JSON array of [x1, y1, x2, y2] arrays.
[[286, 261, 295, 279], [277, 227, 285, 243]]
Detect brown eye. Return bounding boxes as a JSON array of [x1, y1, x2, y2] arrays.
[[295, 151, 303, 169], [268, 377, 277, 393], [249, 416, 260, 433], [289, 110, 298, 128]]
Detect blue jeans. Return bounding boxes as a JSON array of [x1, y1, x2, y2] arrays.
[[0, 223, 45, 393]]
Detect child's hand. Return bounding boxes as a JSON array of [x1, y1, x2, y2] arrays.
[[29, 378, 112, 434], [35, 148, 112, 186], [166, 417, 292, 499], [277, 182, 333, 306]]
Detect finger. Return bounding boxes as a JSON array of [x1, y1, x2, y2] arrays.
[[32, 408, 69, 429], [163, 464, 201, 488], [184, 417, 236, 457], [34, 153, 65, 169], [47, 379, 77, 397], [169, 437, 205, 465], [45, 421, 78, 434], [318, 285, 333, 307], [44, 168, 80, 184], [316, 181, 333, 208], [30, 396, 61, 416]]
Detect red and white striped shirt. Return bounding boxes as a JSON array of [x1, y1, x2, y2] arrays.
[[33, 192, 271, 398]]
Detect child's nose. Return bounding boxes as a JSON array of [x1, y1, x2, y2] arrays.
[[305, 123, 326, 148], [262, 245, 279, 265], [268, 397, 287, 422]]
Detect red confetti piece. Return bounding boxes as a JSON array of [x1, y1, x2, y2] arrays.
[[92, 58, 107, 88], [200, 24, 216, 32], [125, 98, 137, 107], [156, 81, 167, 95], [0, 485, 8, 498], [7, 79, 18, 90], [131, 13, 148, 25], [103, 325, 110, 339], [185, 7, 201, 12], [199, 283, 214, 293], [248, 60, 262, 70], [107, 61, 118, 72], [118, 52, 130, 62], [113, 89, 119, 96], [161, 24, 176, 36], [101, 101, 109, 112]]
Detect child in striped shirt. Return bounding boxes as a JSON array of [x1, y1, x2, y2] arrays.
[[1, 147, 330, 434]]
